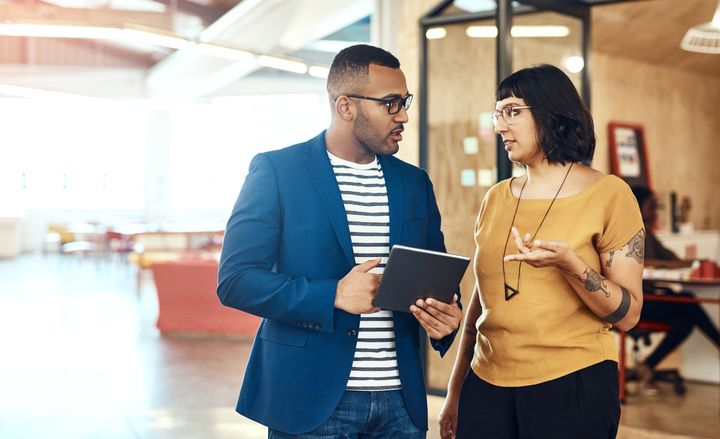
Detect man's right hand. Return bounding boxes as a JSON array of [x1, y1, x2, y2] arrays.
[[335, 258, 382, 314]]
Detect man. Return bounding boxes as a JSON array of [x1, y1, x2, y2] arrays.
[[217, 44, 462, 437], [631, 186, 719, 393]]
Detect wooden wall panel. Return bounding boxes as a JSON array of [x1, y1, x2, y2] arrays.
[[592, 53, 720, 231]]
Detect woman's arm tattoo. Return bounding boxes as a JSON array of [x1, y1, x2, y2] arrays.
[[605, 251, 615, 268], [603, 287, 631, 324], [625, 229, 645, 264], [572, 267, 611, 297]]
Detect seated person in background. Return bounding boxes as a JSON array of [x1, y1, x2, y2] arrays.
[[631, 186, 719, 392]]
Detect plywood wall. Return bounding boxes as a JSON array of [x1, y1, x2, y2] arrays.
[[591, 53, 720, 231]]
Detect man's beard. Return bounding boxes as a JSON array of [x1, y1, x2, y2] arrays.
[[352, 108, 396, 156]]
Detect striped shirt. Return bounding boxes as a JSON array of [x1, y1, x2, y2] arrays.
[[328, 151, 401, 391]]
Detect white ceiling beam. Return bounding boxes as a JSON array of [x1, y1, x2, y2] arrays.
[[146, 0, 373, 99]]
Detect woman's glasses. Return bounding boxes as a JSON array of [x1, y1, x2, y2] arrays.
[[491, 105, 532, 125]]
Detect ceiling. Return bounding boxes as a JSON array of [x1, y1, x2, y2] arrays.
[[0, 0, 717, 100], [592, 0, 720, 77], [0, 0, 372, 99]]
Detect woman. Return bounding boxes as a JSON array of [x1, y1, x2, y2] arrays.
[[439, 65, 644, 439]]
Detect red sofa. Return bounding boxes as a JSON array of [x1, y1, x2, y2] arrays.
[[151, 259, 261, 335]]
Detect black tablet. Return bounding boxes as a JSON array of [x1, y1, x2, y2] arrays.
[[373, 245, 470, 313]]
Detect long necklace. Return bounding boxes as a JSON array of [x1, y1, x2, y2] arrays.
[[502, 162, 574, 301]]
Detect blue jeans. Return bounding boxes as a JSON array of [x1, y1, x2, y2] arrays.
[[268, 390, 425, 439]]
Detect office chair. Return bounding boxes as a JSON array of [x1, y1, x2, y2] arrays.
[[625, 320, 687, 396]]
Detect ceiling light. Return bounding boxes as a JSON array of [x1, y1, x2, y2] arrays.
[[511, 26, 569, 38], [466, 26, 498, 38], [122, 25, 190, 50], [308, 66, 330, 79], [425, 27, 447, 40], [0, 23, 122, 39], [0, 83, 99, 101], [257, 55, 308, 74], [466, 25, 570, 38], [680, 1, 720, 54], [196, 43, 256, 63], [564, 56, 584, 73]]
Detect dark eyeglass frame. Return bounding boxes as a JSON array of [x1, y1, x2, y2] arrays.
[[343, 93, 414, 114]]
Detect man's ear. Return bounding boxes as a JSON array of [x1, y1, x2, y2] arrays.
[[334, 96, 355, 121]]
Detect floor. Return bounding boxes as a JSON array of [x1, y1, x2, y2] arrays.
[[0, 254, 717, 439]]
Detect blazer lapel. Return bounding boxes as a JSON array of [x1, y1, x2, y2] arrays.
[[379, 155, 404, 249], [304, 132, 355, 266]]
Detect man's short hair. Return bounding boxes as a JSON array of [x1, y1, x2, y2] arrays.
[[327, 44, 400, 97], [631, 186, 654, 208]]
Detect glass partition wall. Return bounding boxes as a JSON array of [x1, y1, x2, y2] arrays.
[[420, 1, 588, 393]]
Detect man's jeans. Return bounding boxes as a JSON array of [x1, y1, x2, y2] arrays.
[[268, 390, 425, 439]]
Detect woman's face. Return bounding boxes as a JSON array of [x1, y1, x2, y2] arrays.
[[493, 96, 543, 166]]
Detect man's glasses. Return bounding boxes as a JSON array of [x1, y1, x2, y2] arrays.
[[344, 94, 414, 114], [490, 105, 532, 125]]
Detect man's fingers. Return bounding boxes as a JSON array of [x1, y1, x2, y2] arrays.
[[352, 258, 381, 272]]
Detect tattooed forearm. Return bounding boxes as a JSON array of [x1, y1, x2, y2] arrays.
[[625, 228, 645, 264], [605, 251, 615, 268], [572, 267, 611, 297], [603, 287, 631, 324]]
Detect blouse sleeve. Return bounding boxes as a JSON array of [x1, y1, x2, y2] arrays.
[[595, 176, 645, 254]]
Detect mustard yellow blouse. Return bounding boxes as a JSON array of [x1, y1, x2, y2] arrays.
[[471, 175, 643, 387]]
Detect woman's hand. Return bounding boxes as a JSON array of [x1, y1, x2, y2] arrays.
[[503, 227, 575, 270], [438, 394, 460, 439]]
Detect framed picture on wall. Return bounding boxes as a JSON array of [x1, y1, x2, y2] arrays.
[[608, 121, 651, 188]]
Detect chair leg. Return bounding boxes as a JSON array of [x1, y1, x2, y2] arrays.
[[618, 330, 626, 402]]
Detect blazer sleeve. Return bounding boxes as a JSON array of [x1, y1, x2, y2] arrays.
[[217, 153, 337, 333], [423, 171, 462, 357]]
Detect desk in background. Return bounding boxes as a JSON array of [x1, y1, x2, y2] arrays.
[[643, 272, 720, 384]]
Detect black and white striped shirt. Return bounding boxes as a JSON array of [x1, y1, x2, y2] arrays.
[[328, 151, 401, 391]]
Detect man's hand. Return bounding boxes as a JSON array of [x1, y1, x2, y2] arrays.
[[335, 259, 382, 314], [410, 294, 462, 340]]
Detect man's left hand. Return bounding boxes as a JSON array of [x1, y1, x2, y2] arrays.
[[410, 294, 462, 340]]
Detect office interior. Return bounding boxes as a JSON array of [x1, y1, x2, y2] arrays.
[[0, 0, 718, 438]]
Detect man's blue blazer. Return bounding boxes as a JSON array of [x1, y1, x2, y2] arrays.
[[217, 131, 458, 434]]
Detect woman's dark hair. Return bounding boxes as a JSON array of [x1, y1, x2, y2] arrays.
[[496, 64, 595, 164], [631, 186, 654, 208]]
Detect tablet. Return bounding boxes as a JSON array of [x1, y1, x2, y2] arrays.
[[373, 245, 470, 313]]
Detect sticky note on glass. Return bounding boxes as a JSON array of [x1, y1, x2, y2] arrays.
[[460, 169, 476, 186], [478, 169, 495, 187], [463, 137, 479, 154]]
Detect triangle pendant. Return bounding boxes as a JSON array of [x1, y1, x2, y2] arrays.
[[504, 283, 519, 301]]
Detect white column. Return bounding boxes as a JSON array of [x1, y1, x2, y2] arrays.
[[371, 0, 401, 54]]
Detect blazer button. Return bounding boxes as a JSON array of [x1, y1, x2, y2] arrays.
[[347, 329, 358, 337]]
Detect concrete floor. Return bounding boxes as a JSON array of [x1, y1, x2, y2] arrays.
[[0, 254, 717, 438]]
